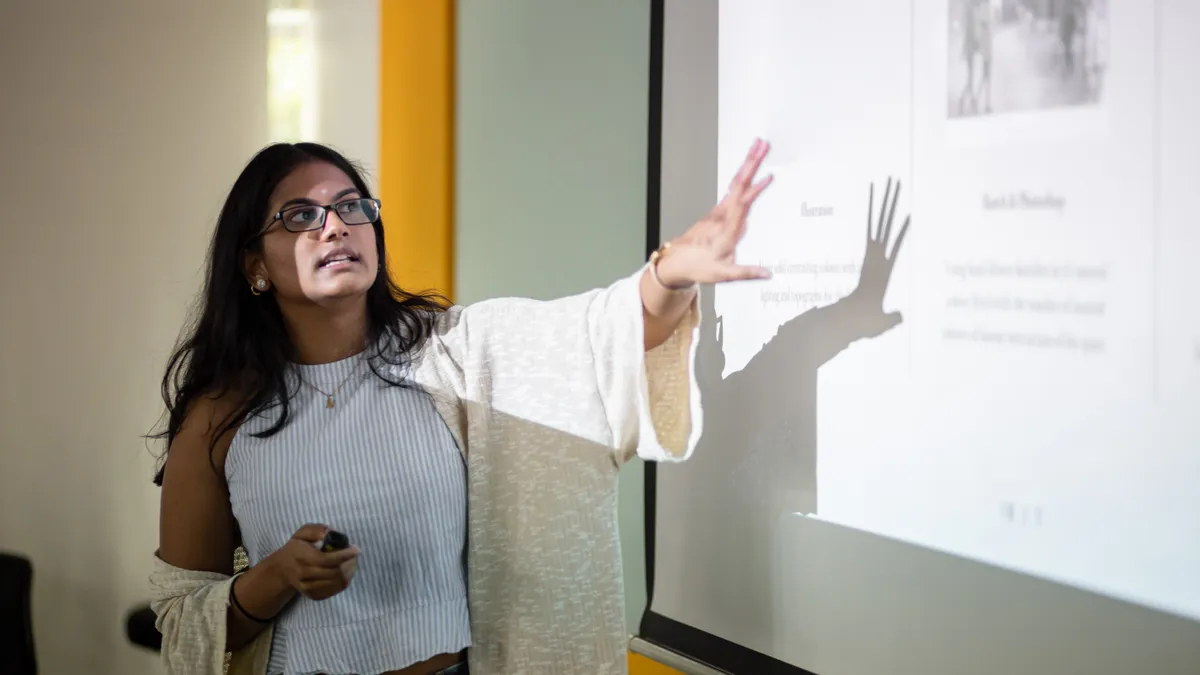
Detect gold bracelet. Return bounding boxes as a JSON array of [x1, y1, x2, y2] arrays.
[[648, 241, 697, 292]]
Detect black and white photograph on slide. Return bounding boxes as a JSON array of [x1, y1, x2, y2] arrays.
[[947, 0, 1109, 118]]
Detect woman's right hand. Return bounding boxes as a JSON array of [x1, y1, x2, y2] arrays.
[[270, 523, 361, 601]]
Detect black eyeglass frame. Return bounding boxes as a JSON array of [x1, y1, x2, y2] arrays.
[[242, 198, 383, 250], [267, 197, 382, 233]]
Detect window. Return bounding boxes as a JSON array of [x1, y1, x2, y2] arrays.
[[268, 0, 317, 141]]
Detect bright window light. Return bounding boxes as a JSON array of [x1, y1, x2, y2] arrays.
[[268, 1, 317, 141]]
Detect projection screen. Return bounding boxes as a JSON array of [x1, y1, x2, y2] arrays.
[[637, 1, 1200, 673]]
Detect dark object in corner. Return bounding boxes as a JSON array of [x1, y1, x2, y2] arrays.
[[0, 552, 37, 675], [126, 605, 162, 651]]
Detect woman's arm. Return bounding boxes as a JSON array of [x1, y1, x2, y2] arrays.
[[157, 395, 295, 652], [640, 263, 698, 351], [420, 139, 777, 465]]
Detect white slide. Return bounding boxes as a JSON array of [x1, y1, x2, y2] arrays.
[[648, 0, 1200, 671]]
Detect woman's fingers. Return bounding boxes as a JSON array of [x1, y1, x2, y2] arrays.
[[741, 174, 774, 207], [710, 139, 772, 244], [292, 523, 329, 544], [294, 546, 359, 583], [711, 172, 772, 244], [298, 557, 354, 578], [297, 557, 358, 599], [719, 263, 772, 282], [301, 579, 350, 600], [312, 546, 360, 568], [728, 138, 771, 195]]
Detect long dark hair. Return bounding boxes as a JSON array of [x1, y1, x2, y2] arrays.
[[151, 142, 446, 485]]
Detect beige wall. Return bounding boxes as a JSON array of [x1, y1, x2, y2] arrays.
[[312, 0, 380, 181], [455, 0, 652, 632], [0, 2, 268, 672]]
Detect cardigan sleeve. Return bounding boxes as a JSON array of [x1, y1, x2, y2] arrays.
[[429, 263, 703, 464], [148, 555, 272, 675], [584, 263, 703, 463]]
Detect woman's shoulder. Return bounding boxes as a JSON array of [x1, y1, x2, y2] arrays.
[[178, 388, 254, 462], [182, 387, 245, 435]]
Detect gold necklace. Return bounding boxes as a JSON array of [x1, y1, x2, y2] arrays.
[[299, 359, 364, 409]]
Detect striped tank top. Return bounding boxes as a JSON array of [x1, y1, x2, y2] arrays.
[[225, 351, 470, 675]]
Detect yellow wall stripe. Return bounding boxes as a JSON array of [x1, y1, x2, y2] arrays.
[[630, 652, 685, 674], [379, 0, 455, 299]]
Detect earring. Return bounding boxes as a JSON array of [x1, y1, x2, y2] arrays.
[[251, 278, 269, 296]]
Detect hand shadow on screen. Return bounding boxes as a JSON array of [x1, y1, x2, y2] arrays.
[[673, 178, 911, 645]]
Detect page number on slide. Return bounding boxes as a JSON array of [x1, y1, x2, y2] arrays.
[[1000, 501, 1043, 527]]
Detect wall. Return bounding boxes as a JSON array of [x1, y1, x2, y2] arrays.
[[455, 0, 652, 632], [313, 0, 380, 181], [0, 1, 268, 673]]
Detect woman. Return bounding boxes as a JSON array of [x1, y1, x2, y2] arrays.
[[150, 139, 773, 675]]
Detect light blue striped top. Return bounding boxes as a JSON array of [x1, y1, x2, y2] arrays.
[[225, 351, 470, 675]]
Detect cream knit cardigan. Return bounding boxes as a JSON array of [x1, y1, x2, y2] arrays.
[[149, 265, 702, 675]]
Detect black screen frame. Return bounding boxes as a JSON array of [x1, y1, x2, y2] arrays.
[[636, 2, 816, 673]]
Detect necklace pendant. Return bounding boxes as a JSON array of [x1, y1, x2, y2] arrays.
[[326, 396, 335, 409]]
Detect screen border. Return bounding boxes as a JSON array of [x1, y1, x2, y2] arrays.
[[636, 2, 816, 672]]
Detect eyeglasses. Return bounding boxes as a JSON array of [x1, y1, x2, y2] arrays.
[[269, 197, 382, 233]]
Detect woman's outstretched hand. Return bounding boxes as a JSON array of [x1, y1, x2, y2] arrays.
[[655, 138, 776, 288]]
